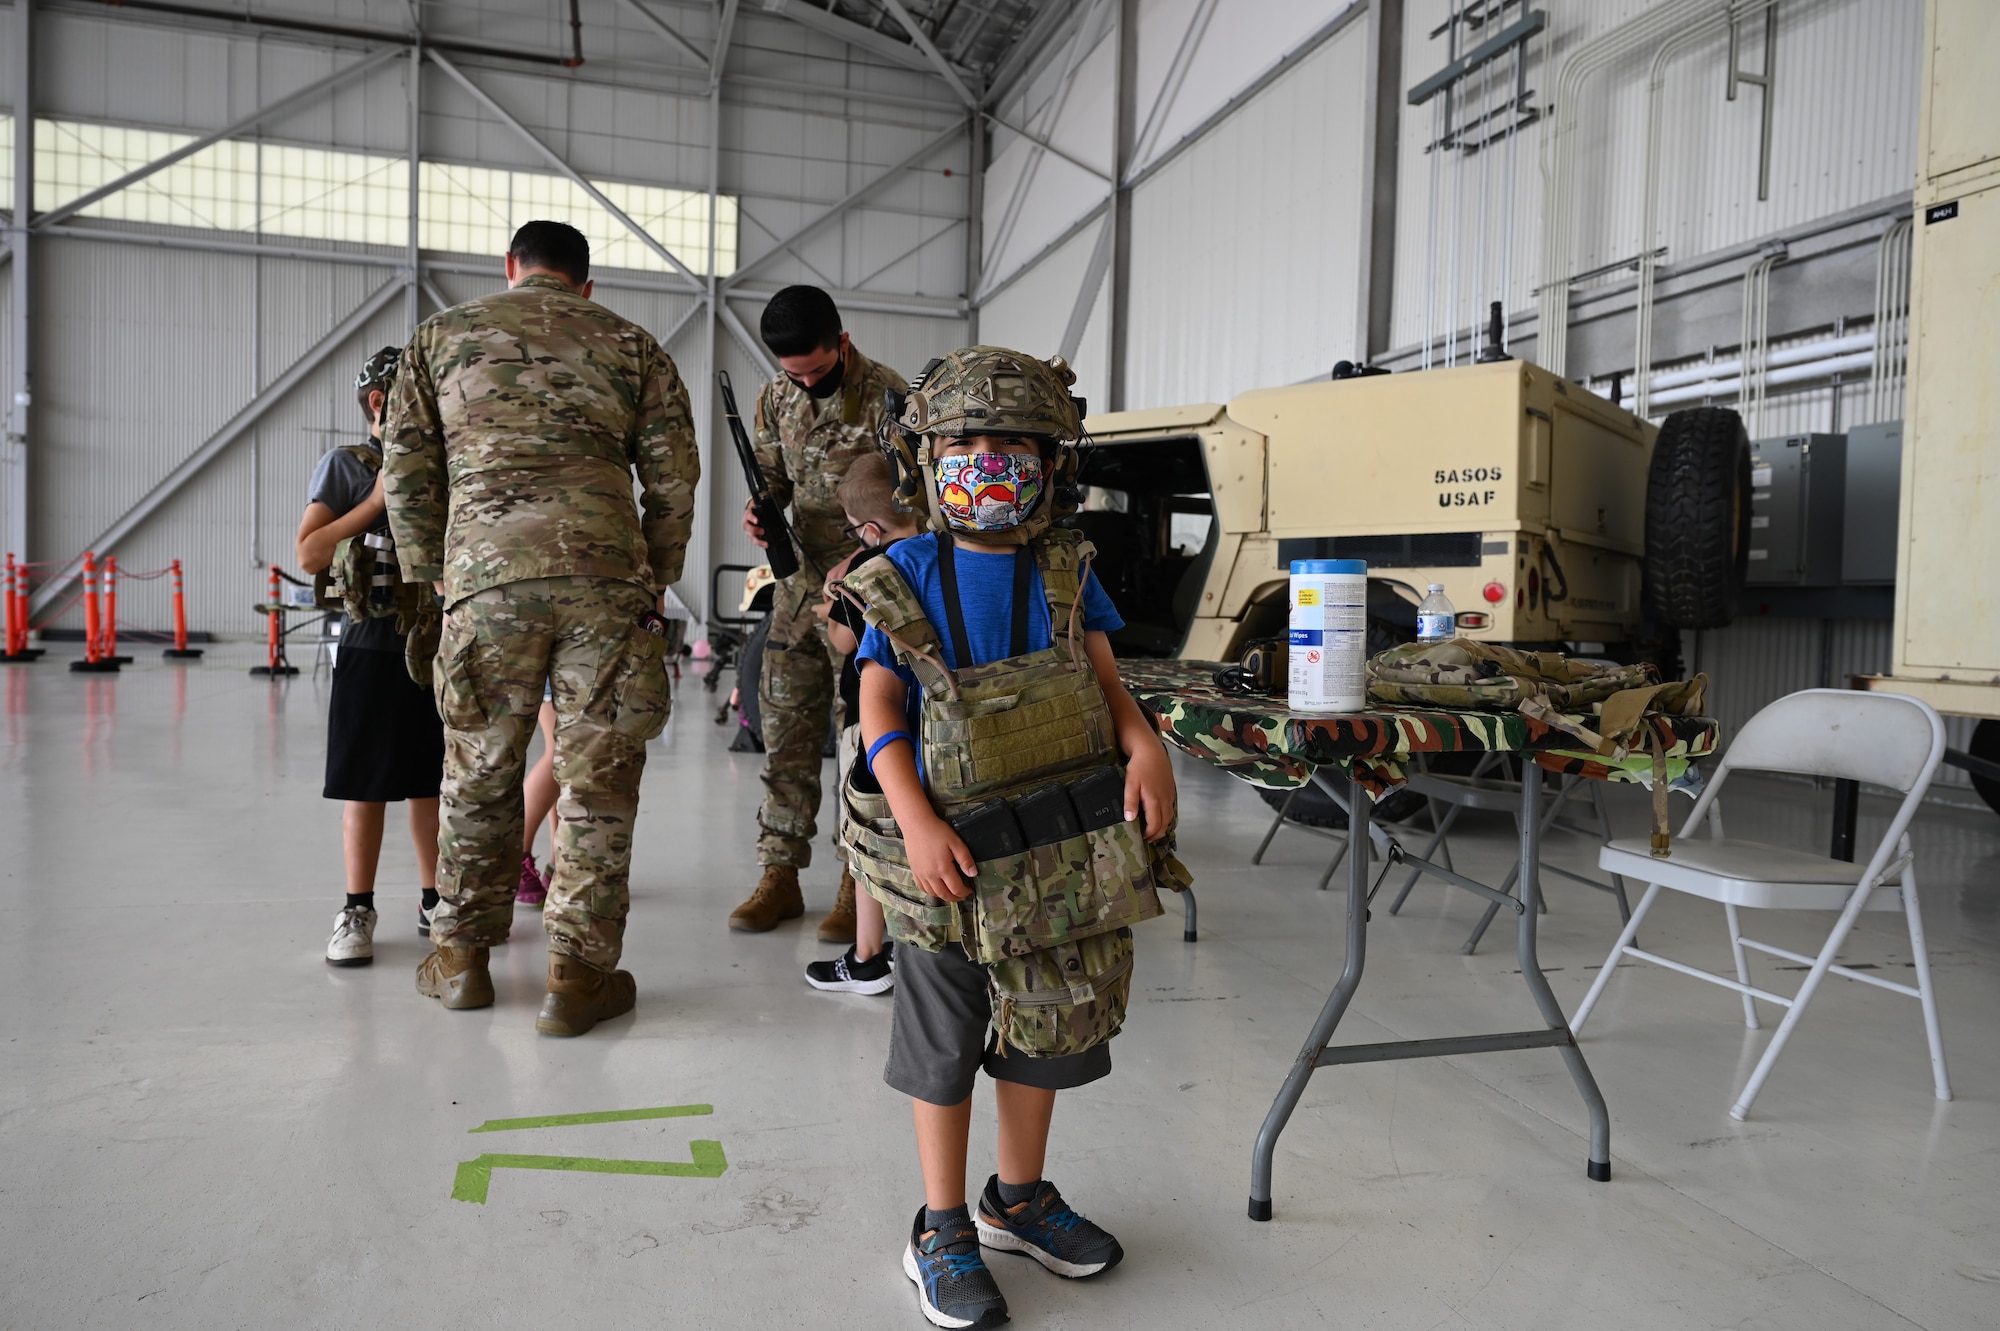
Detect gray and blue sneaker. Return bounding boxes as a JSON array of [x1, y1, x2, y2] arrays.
[[975, 1177, 1123, 1278], [902, 1205, 1009, 1329]]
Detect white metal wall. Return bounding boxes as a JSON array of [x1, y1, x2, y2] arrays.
[[977, 0, 1371, 410], [1387, 0, 1924, 362], [1123, 19, 1372, 408], [3, 3, 973, 636]]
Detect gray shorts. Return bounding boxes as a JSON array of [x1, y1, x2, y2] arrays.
[[885, 942, 1112, 1106]]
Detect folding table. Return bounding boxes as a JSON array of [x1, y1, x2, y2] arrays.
[[1119, 661, 1720, 1221]]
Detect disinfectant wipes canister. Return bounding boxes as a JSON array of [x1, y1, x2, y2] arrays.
[[1289, 559, 1367, 712]]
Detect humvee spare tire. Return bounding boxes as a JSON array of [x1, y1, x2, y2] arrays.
[[1643, 406, 1751, 630]]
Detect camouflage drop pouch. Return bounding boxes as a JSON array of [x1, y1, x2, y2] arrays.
[[988, 928, 1135, 1059]]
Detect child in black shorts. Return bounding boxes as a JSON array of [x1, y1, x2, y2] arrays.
[[298, 348, 448, 966]]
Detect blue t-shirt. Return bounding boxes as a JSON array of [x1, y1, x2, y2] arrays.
[[856, 533, 1123, 690]]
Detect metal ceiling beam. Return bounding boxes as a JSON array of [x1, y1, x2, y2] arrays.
[[7, 0, 32, 561], [722, 116, 969, 289], [1129, 0, 1217, 171], [760, 0, 977, 82], [984, 0, 1080, 109], [425, 46, 707, 291], [34, 45, 405, 232], [877, 0, 980, 108], [978, 0, 1111, 295], [715, 298, 779, 382], [710, 0, 741, 93], [617, 0, 712, 69], [1057, 214, 1113, 365], [28, 276, 409, 614], [985, 112, 1111, 184]]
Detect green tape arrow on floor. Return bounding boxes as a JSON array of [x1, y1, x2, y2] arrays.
[[450, 1104, 727, 1204], [468, 1103, 713, 1133], [451, 1142, 729, 1204]]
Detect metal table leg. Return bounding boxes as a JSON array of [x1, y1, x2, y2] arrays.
[[1512, 772, 1614, 1182], [1247, 767, 1615, 1223], [1249, 767, 1371, 1222]]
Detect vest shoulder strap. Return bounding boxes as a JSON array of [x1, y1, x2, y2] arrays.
[[1033, 528, 1096, 628], [339, 443, 384, 474], [838, 550, 954, 694]]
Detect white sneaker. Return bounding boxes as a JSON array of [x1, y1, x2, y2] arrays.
[[326, 905, 377, 967]]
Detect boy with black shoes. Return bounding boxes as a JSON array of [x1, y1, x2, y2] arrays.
[[842, 348, 1185, 1327], [804, 454, 919, 996]]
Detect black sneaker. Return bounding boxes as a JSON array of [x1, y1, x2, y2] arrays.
[[902, 1205, 1009, 1329], [975, 1177, 1123, 1278], [805, 940, 895, 994]]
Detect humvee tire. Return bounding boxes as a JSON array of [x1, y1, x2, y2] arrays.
[[1969, 720, 2000, 818], [1643, 406, 1751, 630]]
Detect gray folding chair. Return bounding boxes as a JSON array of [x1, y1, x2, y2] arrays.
[[1573, 688, 1950, 1120]]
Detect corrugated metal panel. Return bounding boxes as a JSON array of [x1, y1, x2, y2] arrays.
[[975, 221, 1110, 409], [1388, 0, 1923, 359], [981, 18, 1115, 290], [1123, 19, 1371, 409], [1127, 0, 1362, 174], [34, 242, 403, 640], [1688, 615, 1976, 791]]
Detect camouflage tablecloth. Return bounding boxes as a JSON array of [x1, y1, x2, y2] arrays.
[[1121, 660, 1721, 798]]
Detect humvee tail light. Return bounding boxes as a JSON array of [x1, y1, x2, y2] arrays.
[[1482, 581, 1507, 603], [1457, 611, 1491, 629]]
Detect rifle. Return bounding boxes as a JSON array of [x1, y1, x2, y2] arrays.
[[717, 370, 805, 582]]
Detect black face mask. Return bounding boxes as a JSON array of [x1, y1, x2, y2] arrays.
[[799, 347, 846, 399]]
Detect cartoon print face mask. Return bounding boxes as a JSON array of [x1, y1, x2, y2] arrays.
[[933, 452, 1045, 533]]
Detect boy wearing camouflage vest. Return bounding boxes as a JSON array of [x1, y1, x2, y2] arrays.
[[843, 347, 1183, 1329]]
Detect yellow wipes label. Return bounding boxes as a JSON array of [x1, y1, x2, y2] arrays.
[[1295, 588, 1321, 607]]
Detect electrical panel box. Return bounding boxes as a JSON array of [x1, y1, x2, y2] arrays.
[[1747, 434, 1847, 586], [1842, 421, 1902, 584]]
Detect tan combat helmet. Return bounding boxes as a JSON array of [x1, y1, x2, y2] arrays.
[[879, 345, 1086, 546]]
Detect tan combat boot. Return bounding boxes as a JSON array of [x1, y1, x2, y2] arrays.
[[729, 864, 806, 932], [816, 867, 858, 943], [536, 954, 637, 1037], [415, 945, 494, 1009]]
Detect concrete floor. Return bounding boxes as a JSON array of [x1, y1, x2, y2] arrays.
[[2, 645, 1997, 1330]]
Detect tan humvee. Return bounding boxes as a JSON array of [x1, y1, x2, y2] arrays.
[[1076, 359, 1701, 663]]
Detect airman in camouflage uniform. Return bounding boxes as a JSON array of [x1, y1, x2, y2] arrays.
[[384, 220, 700, 1036], [731, 286, 903, 938]]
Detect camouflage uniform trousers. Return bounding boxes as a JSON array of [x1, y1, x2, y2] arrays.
[[430, 575, 670, 968], [756, 571, 844, 868]]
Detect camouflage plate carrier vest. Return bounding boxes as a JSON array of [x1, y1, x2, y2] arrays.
[[837, 529, 1190, 1059], [311, 443, 443, 682]]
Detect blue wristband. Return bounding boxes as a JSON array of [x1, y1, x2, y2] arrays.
[[866, 731, 914, 773]]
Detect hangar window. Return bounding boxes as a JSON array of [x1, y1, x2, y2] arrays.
[[10, 115, 736, 276]]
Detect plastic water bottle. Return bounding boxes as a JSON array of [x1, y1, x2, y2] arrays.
[[1417, 584, 1456, 641]]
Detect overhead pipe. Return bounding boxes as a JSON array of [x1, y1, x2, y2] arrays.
[[1868, 217, 1913, 424], [1538, 0, 1719, 376], [1649, 331, 1874, 392], [1648, 347, 1873, 410], [1635, 0, 1781, 417]]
